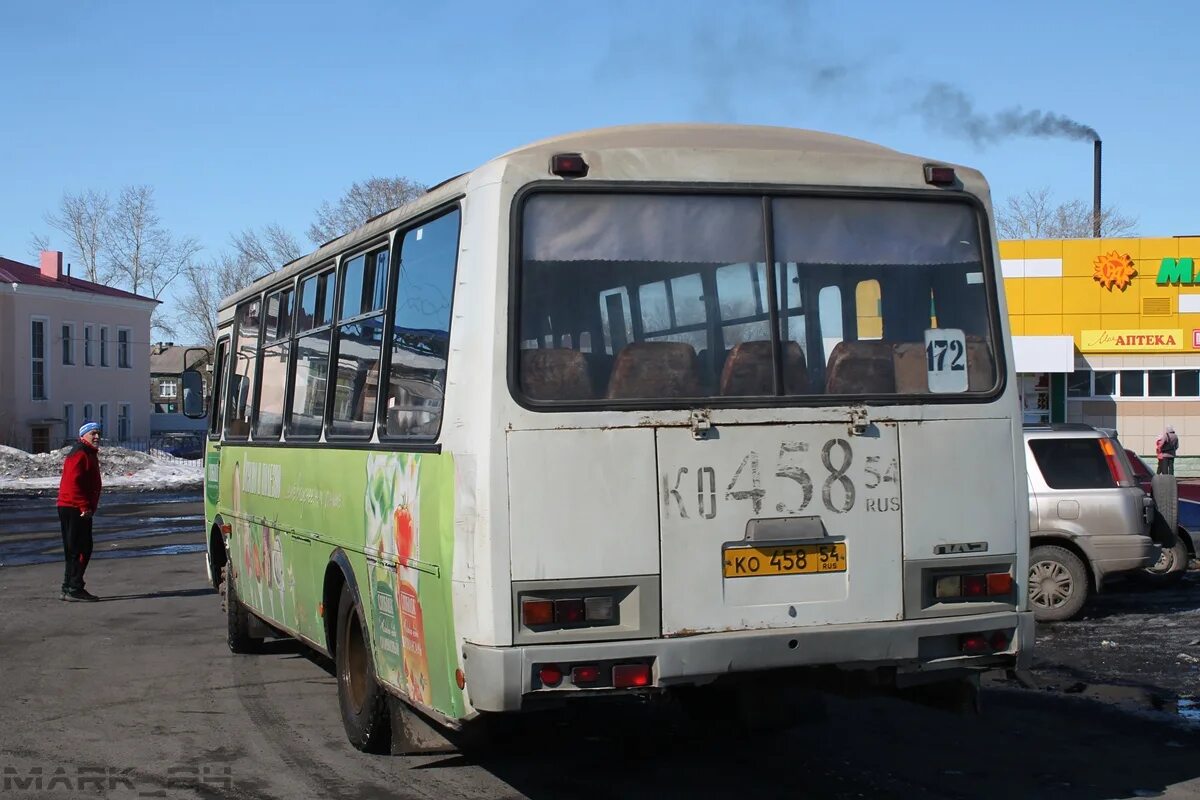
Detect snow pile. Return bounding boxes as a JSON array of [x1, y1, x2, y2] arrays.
[[0, 444, 203, 494]]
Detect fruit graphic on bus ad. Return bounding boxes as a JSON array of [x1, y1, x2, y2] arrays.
[[395, 501, 431, 705]]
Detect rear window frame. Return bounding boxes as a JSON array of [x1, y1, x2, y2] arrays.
[[507, 181, 1009, 412], [1027, 436, 1121, 490]]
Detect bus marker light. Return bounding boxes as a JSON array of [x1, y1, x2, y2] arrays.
[[571, 665, 602, 685], [924, 165, 957, 186], [989, 631, 1010, 652], [554, 598, 585, 624], [550, 153, 589, 178], [317, 603, 324, 618], [987, 572, 1013, 596], [612, 664, 651, 688], [584, 596, 615, 622], [455, 669, 466, 689], [962, 575, 987, 597], [934, 576, 961, 599], [522, 599, 554, 626], [538, 664, 563, 688], [960, 634, 989, 655]]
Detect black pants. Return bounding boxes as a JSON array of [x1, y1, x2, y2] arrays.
[[57, 506, 94, 594], [1158, 458, 1176, 475]]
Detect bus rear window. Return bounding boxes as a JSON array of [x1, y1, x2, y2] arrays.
[[516, 192, 998, 405]]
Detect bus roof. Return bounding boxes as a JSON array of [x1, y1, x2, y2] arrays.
[[219, 123, 968, 314]]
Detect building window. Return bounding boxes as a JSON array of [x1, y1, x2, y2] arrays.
[[100, 326, 109, 367], [63, 404, 74, 444], [118, 328, 131, 368], [159, 379, 178, 398], [32, 318, 48, 400], [1067, 370, 1091, 398], [1093, 371, 1116, 396], [83, 403, 93, 424], [1119, 371, 1144, 397], [118, 403, 131, 441], [84, 325, 95, 366], [99, 403, 108, 432], [1176, 370, 1200, 397], [1148, 370, 1173, 397], [154, 402, 178, 414], [62, 323, 75, 366]]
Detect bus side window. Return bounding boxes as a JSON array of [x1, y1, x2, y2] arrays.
[[384, 208, 460, 439], [225, 299, 260, 439], [209, 337, 229, 436]]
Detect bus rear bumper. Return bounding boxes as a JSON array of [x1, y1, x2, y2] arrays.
[[462, 610, 1034, 712]]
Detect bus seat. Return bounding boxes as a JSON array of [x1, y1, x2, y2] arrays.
[[966, 335, 996, 391], [825, 341, 895, 394], [719, 340, 809, 395], [892, 342, 928, 393], [606, 342, 702, 399], [520, 349, 595, 400], [892, 337, 997, 393]]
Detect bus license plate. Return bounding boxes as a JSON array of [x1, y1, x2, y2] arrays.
[[722, 543, 847, 578]]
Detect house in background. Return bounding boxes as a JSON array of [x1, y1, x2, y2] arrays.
[[0, 251, 157, 451], [150, 342, 211, 435]]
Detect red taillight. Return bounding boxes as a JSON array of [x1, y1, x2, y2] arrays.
[[554, 598, 585, 624], [550, 152, 589, 178], [987, 572, 1013, 596], [1098, 437, 1128, 486], [989, 630, 1011, 652], [962, 575, 987, 597], [612, 664, 651, 688], [571, 665, 602, 685], [522, 599, 554, 626], [538, 664, 563, 687], [960, 634, 990, 655]]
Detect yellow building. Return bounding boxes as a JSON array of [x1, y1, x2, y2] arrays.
[[1002, 235, 1200, 456]]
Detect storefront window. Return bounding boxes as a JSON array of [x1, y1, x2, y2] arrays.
[[1148, 370, 1173, 397], [1120, 370, 1145, 397], [1176, 370, 1200, 397], [1093, 371, 1117, 396], [1067, 370, 1091, 398]]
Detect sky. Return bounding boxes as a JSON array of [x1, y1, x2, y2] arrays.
[[2, 0, 1198, 328]]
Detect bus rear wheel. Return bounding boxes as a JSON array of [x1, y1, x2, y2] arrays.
[[335, 583, 391, 753], [222, 565, 262, 654]]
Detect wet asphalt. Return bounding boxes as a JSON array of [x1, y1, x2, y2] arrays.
[[1, 489, 1199, 798]]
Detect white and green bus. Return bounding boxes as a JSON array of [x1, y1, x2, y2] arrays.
[[185, 124, 1032, 753]]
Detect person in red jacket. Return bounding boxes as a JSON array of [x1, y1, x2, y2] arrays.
[[57, 421, 103, 601]]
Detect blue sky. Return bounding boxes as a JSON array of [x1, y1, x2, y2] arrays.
[[2, 1, 1197, 303]]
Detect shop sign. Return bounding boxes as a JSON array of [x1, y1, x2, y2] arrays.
[[1193, 329, 1200, 349], [1080, 329, 1183, 352], [1156, 257, 1197, 285], [1093, 251, 1137, 290]]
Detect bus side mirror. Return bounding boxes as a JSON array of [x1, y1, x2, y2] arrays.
[[181, 369, 207, 419]]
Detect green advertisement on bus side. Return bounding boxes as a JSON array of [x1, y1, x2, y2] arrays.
[[217, 446, 465, 721]]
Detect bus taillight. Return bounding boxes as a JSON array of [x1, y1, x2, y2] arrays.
[[612, 664, 651, 688], [538, 664, 564, 687]]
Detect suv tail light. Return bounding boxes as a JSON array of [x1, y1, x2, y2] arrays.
[[1098, 437, 1134, 487]]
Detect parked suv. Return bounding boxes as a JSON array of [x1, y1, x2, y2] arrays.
[[1024, 424, 1158, 621]]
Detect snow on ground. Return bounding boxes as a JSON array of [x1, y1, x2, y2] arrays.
[[0, 444, 203, 494]]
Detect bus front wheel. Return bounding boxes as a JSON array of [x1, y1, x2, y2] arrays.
[[335, 583, 391, 753]]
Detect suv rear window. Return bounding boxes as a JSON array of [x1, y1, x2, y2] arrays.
[[1028, 439, 1115, 489]]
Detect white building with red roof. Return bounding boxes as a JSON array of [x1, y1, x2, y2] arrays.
[[0, 251, 157, 451]]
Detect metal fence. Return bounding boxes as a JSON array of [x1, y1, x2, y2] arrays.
[[54, 435, 205, 461]]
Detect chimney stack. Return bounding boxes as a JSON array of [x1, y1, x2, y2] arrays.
[[39, 250, 63, 281], [1093, 139, 1102, 238]]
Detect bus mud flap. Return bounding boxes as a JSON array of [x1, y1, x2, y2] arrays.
[[387, 697, 458, 755]]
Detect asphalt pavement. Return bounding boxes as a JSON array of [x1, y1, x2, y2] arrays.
[[1, 491, 1199, 799]]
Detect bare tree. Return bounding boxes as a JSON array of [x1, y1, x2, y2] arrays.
[[30, 190, 111, 283], [174, 253, 261, 346], [103, 186, 201, 334], [230, 223, 303, 275], [307, 176, 426, 245], [997, 187, 1138, 239]]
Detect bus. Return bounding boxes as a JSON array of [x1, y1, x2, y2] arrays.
[[183, 124, 1032, 753]]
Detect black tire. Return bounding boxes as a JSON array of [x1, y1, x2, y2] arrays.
[[1150, 475, 1179, 548], [335, 583, 391, 753], [1135, 536, 1189, 586], [1028, 544, 1089, 622], [223, 565, 262, 654]]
